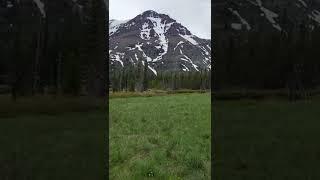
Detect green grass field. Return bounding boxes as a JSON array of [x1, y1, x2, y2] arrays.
[[213, 97, 320, 179], [0, 96, 106, 180], [109, 93, 211, 179]]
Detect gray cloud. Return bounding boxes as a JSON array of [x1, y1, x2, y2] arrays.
[[109, 0, 211, 39]]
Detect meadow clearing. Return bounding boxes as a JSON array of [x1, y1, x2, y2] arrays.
[[213, 97, 320, 179], [0, 95, 106, 180], [109, 93, 211, 179]]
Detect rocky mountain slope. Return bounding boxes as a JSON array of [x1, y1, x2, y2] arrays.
[[109, 10, 211, 75], [213, 0, 320, 33]]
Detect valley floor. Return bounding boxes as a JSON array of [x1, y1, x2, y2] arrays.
[[0, 111, 106, 179], [213, 97, 320, 179], [109, 93, 211, 179], [0, 95, 106, 179]]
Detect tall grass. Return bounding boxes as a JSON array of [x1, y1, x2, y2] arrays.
[[0, 94, 106, 179], [109, 93, 211, 179], [109, 89, 210, 99], [0, 94, 105, 117], [213, 98, 320, 178]]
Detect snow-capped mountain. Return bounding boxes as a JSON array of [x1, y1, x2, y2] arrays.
[[109, 10, 211, 75], [213, 0, 320, 33]]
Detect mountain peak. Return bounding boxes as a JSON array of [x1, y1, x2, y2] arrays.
[[139, 10, 173, 20], [141, 10, 160, 16]]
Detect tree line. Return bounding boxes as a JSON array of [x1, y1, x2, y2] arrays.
[[213, 18, 320, 94], [110, 61, 211, 92]]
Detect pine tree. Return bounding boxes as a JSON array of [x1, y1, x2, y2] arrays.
[[142, 59, 148, 91], [81, 0, 107, 97]]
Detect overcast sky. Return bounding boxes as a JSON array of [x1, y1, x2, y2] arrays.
[[109, 0, 211, 39]]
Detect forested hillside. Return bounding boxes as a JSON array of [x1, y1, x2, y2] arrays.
[[0, 0, 107, 98], [213, 0, 320, 91]]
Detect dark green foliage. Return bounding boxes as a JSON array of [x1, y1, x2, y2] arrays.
[[62, 52, 81, 95], [214, 23, 320, 97], [142, 59, 149, 91], [81, 0, 107, 97], [0, 0, 107, 98], [110, 65, 211, 92]]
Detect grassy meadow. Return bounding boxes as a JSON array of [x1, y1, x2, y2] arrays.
[[109, 93, 211, 179], [0, 95, 106, 180], [213, 97, 320, 179]]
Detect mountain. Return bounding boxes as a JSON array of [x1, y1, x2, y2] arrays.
[[109, 10, 211, 75], [213, 0, 320, 33]]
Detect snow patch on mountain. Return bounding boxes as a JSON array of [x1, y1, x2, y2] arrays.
[[148, 66, 157, 75], [309, 10, 320, 24], [140, 22, 151, 40], [255, 0, 282, 31], [7, 1, 13, 8], [228, 8, 251, 30], [179, 35, 198, 45], [174, 41, 184, 51], [33, 0, 46, 17], [180, 49, 199, 71], [200, 46, 210, 56], [146, 17, 169, 61], [231, 23, 242, 30], [182, 64, 190, 72], [298, 0, 307, 7], [110, 53, 124, 67], [260, 8, 281, 31], [165, 22, 175, 31], [142, 61, 157, 75], [109, 19, 129, 36], [136, 44, 154, 65], [244, 0, 282, 31]]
